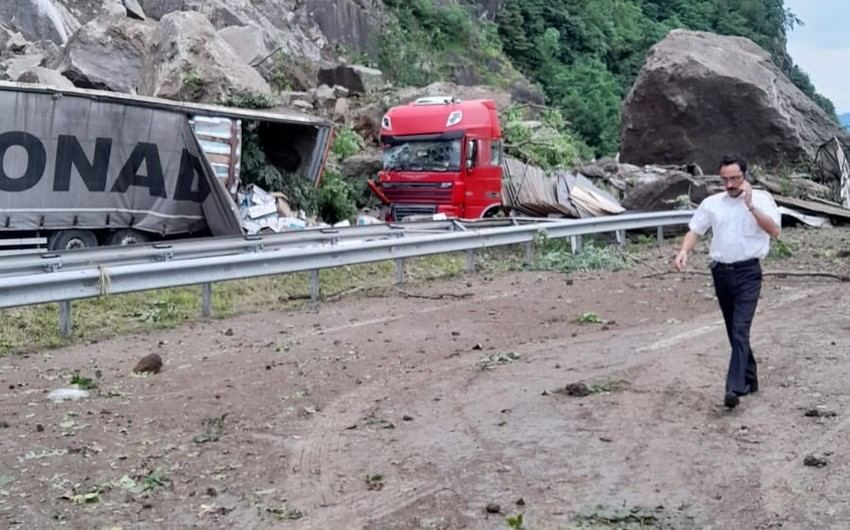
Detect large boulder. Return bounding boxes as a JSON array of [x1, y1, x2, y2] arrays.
[[56, 15, 155, 92], [620, 30, 846, 171], [317, 64, 383, 96], [218, 25, 270, 65], [138, 11, 271, 102], [0, 0, 79, 44]]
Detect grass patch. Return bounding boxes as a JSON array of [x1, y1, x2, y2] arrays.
[[535, 238, 628, 274], [0, 250, 524, 355]]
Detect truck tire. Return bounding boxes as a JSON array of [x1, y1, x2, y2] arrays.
[[48, 230, 98, 251], [107, 229, 149, 246]]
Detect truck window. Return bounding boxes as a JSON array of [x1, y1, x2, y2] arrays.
[[383, 140, 461, 172], [490, 140, 503, 167]]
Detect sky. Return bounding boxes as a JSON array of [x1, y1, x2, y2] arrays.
[[784, 0, 850, 114]]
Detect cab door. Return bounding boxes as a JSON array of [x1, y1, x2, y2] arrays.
[[462, 137, 503, 218]]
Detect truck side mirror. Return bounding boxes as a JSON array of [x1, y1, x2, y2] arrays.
[[466, 140, 477, 170]]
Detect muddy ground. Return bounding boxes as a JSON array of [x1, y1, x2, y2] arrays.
[[1, 226, 850, 529]]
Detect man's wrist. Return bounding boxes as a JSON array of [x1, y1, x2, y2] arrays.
[[747, 204, 756, 212]]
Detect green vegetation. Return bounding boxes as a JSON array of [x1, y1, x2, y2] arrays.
[[376, 0, 835, 158], [535, 238, 628, 274], [379, 0, 524, 88]]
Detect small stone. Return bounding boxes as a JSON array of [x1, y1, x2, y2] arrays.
[[224, 328, 234, 336], [36, 424, 44, 432], [402, 415, 413, 422], [133, 353, 163, 374], [515, 498, 525, 506], [206, 487, 218, 497], [803, 454, 828, 467], [485, 503, 501, 514]]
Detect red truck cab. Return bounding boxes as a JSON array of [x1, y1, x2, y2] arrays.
[[368, 97, 503, 221]]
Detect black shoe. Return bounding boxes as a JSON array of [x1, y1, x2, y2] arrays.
[[724, 392, 740, 409], [746, 380, 758, 394]]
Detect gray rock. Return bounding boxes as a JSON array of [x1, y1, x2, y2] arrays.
[[133, 353, 163, 374], [101, 0, 128, 18], [333, 97, 351, 123], [6, 53, 44, 81], [304, 0, 383, 59], [0, 0, 80, 44], [138, 11, 271, 102], [317, 64, 383, 95], [340, 151, 382, 179], [5, 32, 29, 54], [16, 66, 74, 89], [278, 90, 311, 106], [0, 24, 14, 50], [292, 99, 314, 112], [137, 0, 184, 20], [58, 15, 155, 93], [123, 0, 147, 20], [621, 171, 692, 211], [620, 30, 846, 171], [218, 25, 269, 65], [314, 83, 336, 111]]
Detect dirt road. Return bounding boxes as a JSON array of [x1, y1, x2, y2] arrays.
[[1, 232, 849, 529]]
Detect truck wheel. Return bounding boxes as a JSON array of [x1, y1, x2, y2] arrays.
[[48, 230, 98, 251], [107, 229, 149, 246]]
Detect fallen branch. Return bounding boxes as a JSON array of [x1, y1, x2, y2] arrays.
[[618, 250, 662, 274], [643, 270, 850, 282], [394, 288, 474, 300]]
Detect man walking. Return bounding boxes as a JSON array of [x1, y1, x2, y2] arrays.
[[674, 154, 781, 409]]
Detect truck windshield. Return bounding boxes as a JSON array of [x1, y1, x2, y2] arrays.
[[383, 140, 462, 172]]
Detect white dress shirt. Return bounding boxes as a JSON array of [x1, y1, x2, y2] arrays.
[[689, 189, 781, 263]]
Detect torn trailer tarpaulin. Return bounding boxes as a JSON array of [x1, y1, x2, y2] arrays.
[[0, 81, 333, 237]]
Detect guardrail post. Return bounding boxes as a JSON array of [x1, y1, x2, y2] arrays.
[[570, 235, 582, 255], [395, 258, 405, 285], [616, 230, 626, 246], [58, 301, 72, 337], [656, 226, 665, 244], [201, 283, 213, 317], [310, 270, 320, 301], [465, 249, 476, 272], [523, 241, 534, 266]]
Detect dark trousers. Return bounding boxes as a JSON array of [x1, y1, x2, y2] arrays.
[[711, 258, 762, 394]]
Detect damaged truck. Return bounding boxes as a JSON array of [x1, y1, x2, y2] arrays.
[[0, 81, 332, 250]]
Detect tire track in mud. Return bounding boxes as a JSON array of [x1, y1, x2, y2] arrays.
[[200, 281, 846, 527]]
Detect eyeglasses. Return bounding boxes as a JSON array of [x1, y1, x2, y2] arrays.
[[720, 174, 745, 184]]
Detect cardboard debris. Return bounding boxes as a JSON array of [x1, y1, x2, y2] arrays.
[[238, 184, 309, 234]]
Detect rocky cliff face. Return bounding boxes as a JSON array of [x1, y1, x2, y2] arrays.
[[0, 0, 382, 101]]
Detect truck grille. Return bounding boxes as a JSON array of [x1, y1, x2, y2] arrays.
[[382, 182, 453, 204], [392, 204, 437, 221]]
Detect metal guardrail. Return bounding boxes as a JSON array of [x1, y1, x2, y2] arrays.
[[0, 218, 538, 278], [0, 211, 693, 335]]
